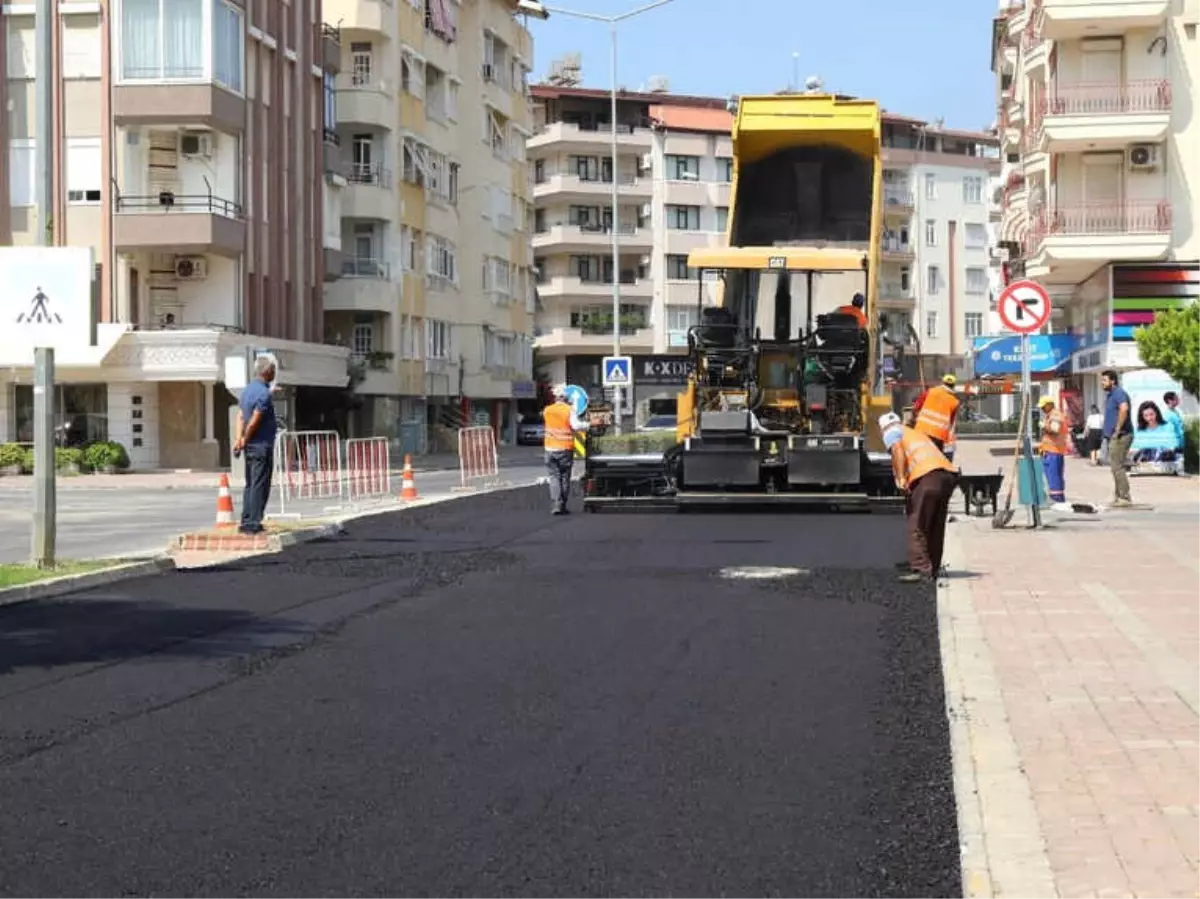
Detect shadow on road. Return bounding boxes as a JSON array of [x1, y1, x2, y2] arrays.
[[0, 597, 309, 677]]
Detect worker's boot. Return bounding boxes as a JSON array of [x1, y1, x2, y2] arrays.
[[897, 570, 934, 584]]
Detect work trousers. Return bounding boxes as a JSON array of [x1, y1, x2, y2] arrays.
[[240, 442, 274, 534], [907, 468, 958, 576], [545, 449, 574, 511], [1108, 432, 1133, 502], [1042, 451, 1066, 502]]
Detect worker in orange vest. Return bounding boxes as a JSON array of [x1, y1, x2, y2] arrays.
[[1038, 395, 1073, 512], [913, 374, 961, 455], [543, 384, 590, 515], [833, 292, 868, 328], [880, 412, 960, 583]]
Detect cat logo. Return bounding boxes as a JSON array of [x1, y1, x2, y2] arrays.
[[767, 256, 787, 269]]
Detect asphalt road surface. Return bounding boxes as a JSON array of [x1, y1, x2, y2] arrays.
[[0, 487, 960, 898], [0, 464, 546, 562]]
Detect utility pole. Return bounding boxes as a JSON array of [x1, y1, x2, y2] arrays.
[[32, 0, 56, 567]]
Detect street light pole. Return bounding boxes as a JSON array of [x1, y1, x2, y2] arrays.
[[517, 0, 676, 435]]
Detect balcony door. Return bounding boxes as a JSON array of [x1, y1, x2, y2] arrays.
[[1081, 153, 1124, 234], [352, 135, 373, 183]]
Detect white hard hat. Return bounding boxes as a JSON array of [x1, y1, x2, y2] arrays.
[[878, 412, 903, 431], [551, 383, 568, 398]]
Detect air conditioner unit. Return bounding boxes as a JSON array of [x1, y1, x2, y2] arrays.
[[640, 203, 652, 217], [174, 255, 208, 280], [180, 131, 214, 158], [640, 153, 652, 171], [1128, 144, 1159, 170]]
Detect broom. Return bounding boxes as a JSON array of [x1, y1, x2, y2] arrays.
[[991, 388, 1032, 529]]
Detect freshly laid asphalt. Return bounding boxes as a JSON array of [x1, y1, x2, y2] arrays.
[[0, 487, 960, 898]]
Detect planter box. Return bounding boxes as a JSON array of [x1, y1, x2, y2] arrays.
[[0, 465, 22, 477]]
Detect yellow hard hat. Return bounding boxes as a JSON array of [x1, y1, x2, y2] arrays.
[[942, 374, 957, 386], [1039, 395, 1055, 407]]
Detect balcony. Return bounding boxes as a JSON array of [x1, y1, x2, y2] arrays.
[[323, 0, 390, 34], [880, 239, 914, 262], [1039, 0, 1170, 40], [343, 163, 394, 220], [534, 324, 655, 354], [113, 83, 244, 134], [527, 121, 653, 153], [532, 223, 651, 253], [532, 173, 651, 202], [336, 80, 394, 129], [325, 259, 396, 313], [537, 276, 653, 300], [1038, 81, 1172, 151], [878, 283, 915, 309], [1028, 200, 1172, 277], [882, 187, 914, 217], [113, 194, 245, 257]]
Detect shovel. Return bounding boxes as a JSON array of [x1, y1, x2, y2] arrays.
[[991, 389, 1031, 529]]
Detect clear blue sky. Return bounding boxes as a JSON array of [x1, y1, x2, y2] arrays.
[[524, 0, 1000, 132]]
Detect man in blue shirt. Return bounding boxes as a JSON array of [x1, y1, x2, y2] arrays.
[[1100, 369, 1133, 507], [233, 355, 278, 534]]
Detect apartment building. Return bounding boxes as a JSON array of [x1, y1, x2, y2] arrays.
[[322, 0, 537, 451], [992, 0, 1199, 409], [0, 0, 348, 471], [528, 74, 1000, 410]]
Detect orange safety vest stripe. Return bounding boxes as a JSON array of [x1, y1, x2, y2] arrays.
[[1039, 410, 1070, 455], [914, 385, 960, 441], [900, 427, 958, 485], [542, 403, 575, 451]]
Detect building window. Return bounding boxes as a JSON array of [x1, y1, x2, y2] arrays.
[[121, 0, 204, 80], [666, 204, 700, 230], [717, 157, 734, 182], [323, 73, 337, 134], [9, 139, 35, 207], [966, 267, 988, 294], [715, 207, 729, 233], [212, 0, 244, 92], [667, 307, 698, 332], [571, 255, 602, 282], [924, 173, 937, 200], [351, 323, 374, 357], [66, 138, 101, 204], [666, 254, 696, 280], [664, 155, 699, 181], [350, 42, 372, 86], [965, 312, 984, 338], [962, 176, 983, 204], [927, 264, 940, 295], [925, 219, 937, 247], [427, 320, 451, 359], [964, 222, 987, 249], [925, 310, 938, 338], [62, 17, 102, 78], [899, 267, 910, 292]]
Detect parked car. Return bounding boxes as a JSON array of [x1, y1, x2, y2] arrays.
[[639, 414, 677, 432], [517, 417, 545, 446]]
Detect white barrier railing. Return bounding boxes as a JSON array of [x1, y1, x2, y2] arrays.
[[458, 425, 500, 488], [274, 429, 344, 515], [345, 436, 391, 501]]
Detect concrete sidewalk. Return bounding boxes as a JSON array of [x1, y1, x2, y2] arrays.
[[944, 441, 1198, 898]]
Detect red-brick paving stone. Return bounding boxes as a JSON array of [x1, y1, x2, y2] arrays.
[[946, 440, 1198, 899]]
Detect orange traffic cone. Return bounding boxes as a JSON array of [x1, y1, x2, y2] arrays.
[[400, 455, 418, 501], [215, 473, 235, 526]]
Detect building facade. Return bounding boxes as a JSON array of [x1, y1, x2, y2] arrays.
[[528, 77, 1001, 413], [992, 0, 1199, 410], [322, 0, 537, 452], [0, 0, 349, 470]]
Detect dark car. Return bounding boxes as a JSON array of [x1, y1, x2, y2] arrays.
[[517, 417, 545, 446]]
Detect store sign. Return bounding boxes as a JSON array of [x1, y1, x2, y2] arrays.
[[0, 246, 95, 352], [972, 334, 1080, 377], [512, 380, 537, 399], [637, 355, 692, 385], [1072, 348, 1106, 374]]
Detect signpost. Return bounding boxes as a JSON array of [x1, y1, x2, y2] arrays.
[[996, 279, 1053, 527]]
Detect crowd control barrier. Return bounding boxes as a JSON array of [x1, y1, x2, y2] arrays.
[[457, 425, 500, 489], [345, 437, 391, 501], [274, 429, 344, 515]]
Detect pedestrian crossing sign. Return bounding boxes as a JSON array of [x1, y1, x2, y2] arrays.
[[602, 355, 632, 387]]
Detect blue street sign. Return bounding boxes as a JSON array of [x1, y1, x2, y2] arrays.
[[563, 384, 589, 417], [602, 355, 632, 387], [971, 334, 1081, 377]]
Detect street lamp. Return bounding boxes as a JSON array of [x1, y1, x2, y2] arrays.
[[517, 0, 677, 433]]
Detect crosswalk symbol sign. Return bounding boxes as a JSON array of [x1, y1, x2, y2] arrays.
[[602, 355, 632, 387]]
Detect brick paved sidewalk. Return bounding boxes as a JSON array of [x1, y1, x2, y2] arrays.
[[943, 441, 1198, 898]]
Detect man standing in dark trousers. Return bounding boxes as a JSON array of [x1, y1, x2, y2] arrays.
[[880, 412, 959, 583], [1100, 369, 1133, 507], [233, 355, 278, 534], [542, 384, 589, 515]]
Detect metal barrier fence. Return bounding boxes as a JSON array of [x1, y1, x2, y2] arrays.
[[458, 425, 499, 488], [345, 436, 391, 501], [274, 430, 344, 515]]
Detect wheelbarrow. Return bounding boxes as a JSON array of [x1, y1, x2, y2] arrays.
[[957, 469, 1005, 518]]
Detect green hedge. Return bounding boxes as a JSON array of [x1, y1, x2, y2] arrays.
[[1185, 417, 1199, 475], [0, 440, 131, 474], [589, 432, 678, 456]]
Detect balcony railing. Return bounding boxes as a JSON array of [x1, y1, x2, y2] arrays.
[[1029, 200, 1172, 248], [577, 320, 647, 335], [1046, 80, 1172, 116], [342, 257, 391, 279], [881, 239, 913, 254], [114, 193, 242, 217], [347, 162, 393, 188], [883, 188, 914, 208]]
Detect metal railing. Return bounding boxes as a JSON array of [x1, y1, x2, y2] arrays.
[[883, 188, 914, 207], [344, 437, 391, 502], [1030, 200, 1172, 250], [274, 430, 344, 515], [114, 194, 243, 217], [341, 257, 391, 279], [1047, 80, 1172, 116], [881, 238, 913, 254], [457, 426, 499, 489], [347, 162, 393, 188]]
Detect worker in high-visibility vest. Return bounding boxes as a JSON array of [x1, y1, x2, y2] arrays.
[[913, 374, 961, 455], [543, 384, 590, 515], [880, 412, 960, 583], [1038, 395, 1073, 512], [832, 292, 868, 328]]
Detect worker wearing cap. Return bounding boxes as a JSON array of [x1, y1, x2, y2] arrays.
[[1038, 395, 1073, 512], [913, 374, 961, 455], [833, 292, 868, 328], [543, 384, 590, 515], [880, 412, 959, 583]]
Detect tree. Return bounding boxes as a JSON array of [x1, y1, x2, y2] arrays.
[[1135, 302, 1199, 398]]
